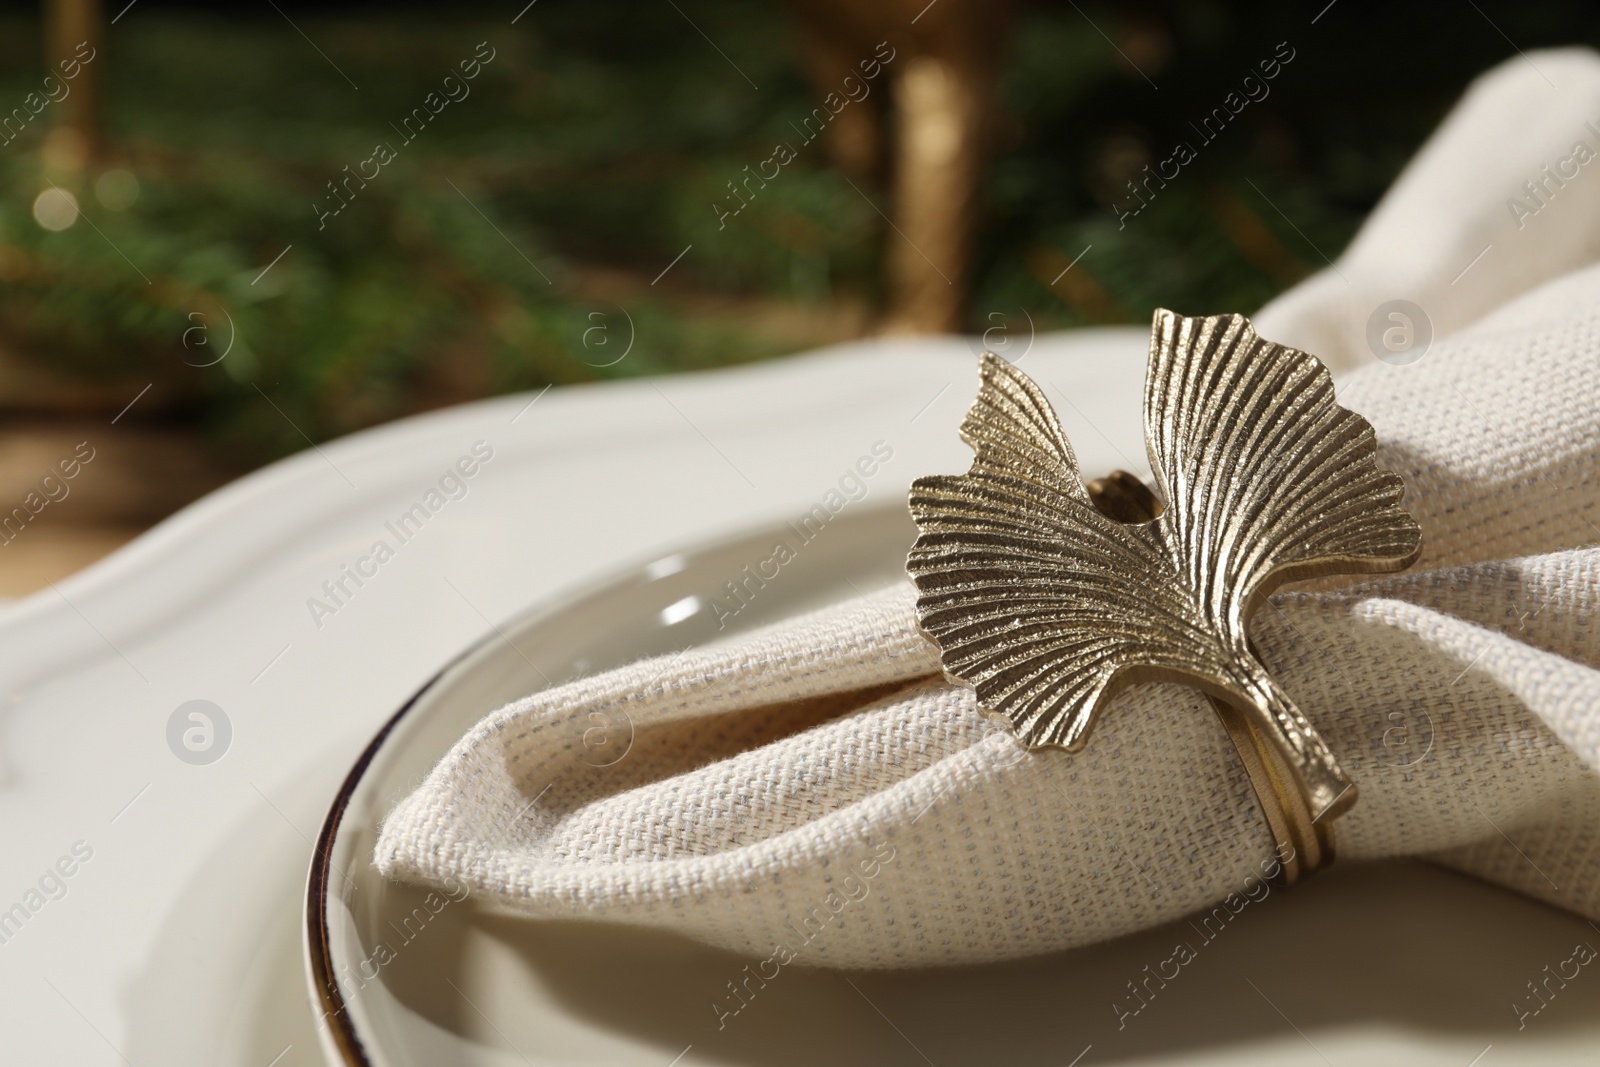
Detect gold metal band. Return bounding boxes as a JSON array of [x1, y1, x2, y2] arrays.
[[1207, 693, 1335, 885], [1087, 470, 1337, 886]]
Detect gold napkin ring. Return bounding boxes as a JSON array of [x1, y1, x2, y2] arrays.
[[905, 310, 1422, 885]]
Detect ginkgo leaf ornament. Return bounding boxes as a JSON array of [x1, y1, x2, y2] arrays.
[[906, 309, 1423, 883]]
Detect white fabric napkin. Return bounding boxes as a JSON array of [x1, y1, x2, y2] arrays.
[[376, 50, 1600, 968], [1255, 46, 1600, 373]]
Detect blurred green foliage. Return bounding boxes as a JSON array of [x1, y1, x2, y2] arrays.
[[0, 0, 1596, 459]]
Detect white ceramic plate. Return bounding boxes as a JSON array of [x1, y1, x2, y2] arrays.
[[307, 506, 1600, 1067], [0, 326, 1152, 1066]]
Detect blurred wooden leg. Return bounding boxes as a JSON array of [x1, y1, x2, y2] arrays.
[[883, 54, 989, 334], [44, 0, 104, 163], [783, 0, 1010, 335]]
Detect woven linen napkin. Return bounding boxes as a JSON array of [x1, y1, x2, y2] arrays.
[[375, 53, 1600, 969]]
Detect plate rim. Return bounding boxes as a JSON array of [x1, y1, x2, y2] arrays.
[[302, 502, 913, 1067], [306, 620, 465, 1067]]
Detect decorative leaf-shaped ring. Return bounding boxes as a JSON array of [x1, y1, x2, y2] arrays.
[[906, 310, 1423, 884]]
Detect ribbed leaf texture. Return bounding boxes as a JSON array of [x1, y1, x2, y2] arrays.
[[907, 310, 1422, 819]]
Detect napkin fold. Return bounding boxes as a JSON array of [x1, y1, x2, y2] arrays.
[[1255, 46, 1600, 373], [376, 50, 1600, 968]]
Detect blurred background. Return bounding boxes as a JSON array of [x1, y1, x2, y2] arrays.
[[1, 0, 1597, 595]]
